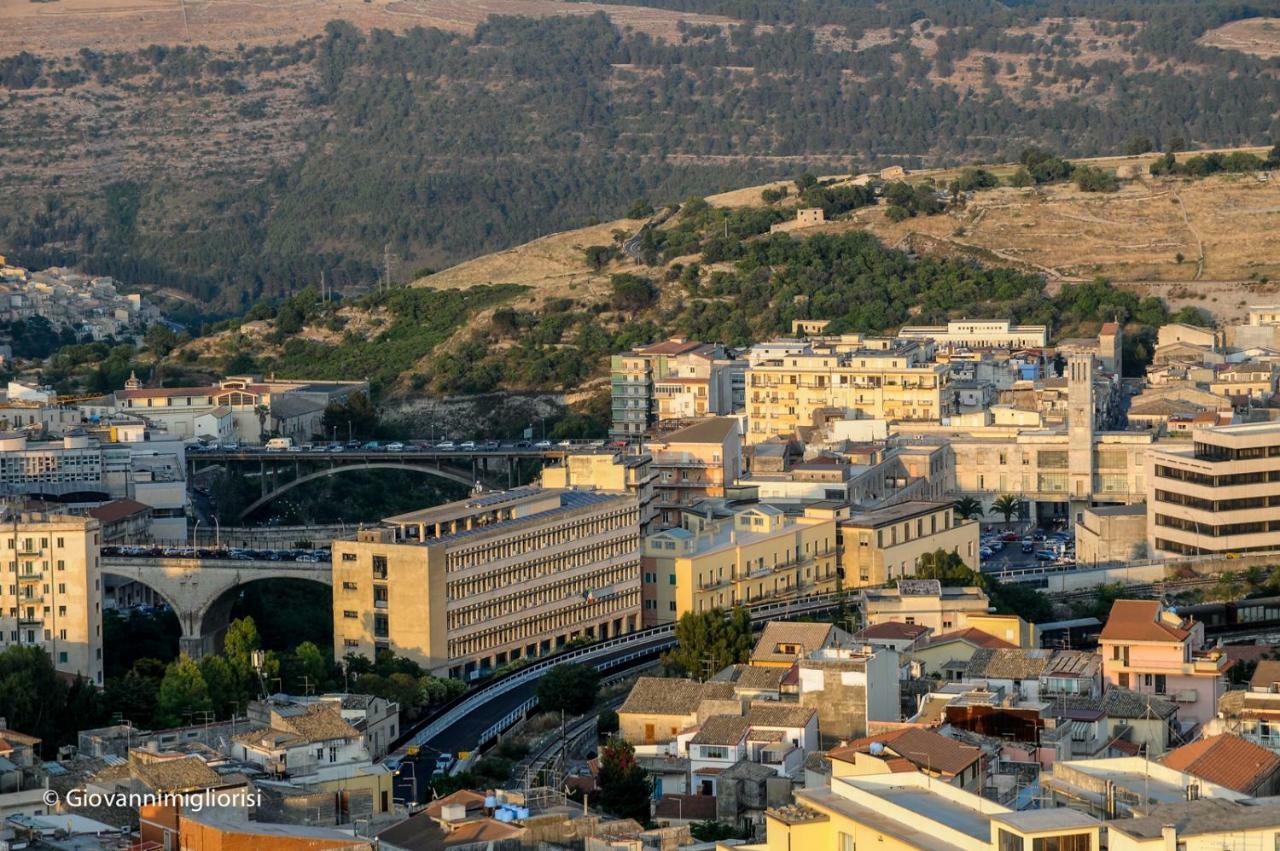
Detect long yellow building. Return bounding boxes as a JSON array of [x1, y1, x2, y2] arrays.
[[332, 487, 641, 679]]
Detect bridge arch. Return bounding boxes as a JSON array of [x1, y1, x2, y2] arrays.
[[101, 570, 197, 656], [101, 557, 332, 658], [238, 462, 476, 520]]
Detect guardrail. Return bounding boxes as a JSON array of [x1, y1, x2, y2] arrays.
[[395, 592, 847, 755]]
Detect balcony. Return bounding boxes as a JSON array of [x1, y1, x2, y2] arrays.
[[17, 570, 41, 582]]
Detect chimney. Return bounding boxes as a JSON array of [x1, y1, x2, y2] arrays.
[[1160, 825, 1177, 851]]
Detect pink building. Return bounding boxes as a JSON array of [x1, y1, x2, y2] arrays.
[[1099, 599, 1231, 727]]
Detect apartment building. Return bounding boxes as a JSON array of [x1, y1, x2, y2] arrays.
[[1215, 660, 1280, 750], [609, 337, 740, 438], [1107, 799, 1280, 851], [1147, 421, 1280, 557], [897, 319, 1050, 350], [1099, 600, 1230, 726], [744, 339, 954, 444], [331, 487, 641, 678], [639, 503, 837, 626], [766, 772, 1100, 851], [837, 500, 979, 587], [649, 417, 742, 528], [1209, 362, 1278, 404], [0, 511, 103, 683]]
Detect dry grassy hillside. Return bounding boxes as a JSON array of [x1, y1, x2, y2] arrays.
[[411, 148, 1280, 327], [0, 0, 740, 55]]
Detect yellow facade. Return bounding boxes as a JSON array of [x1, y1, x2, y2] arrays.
[[746, 348, 953, 444], [965, 614, 1037, 648], [332, 488, 641, 678], [838, 501, 979, 587], [760, 775, 1100, 851], [640, 505, 836, 626], [1, 512, 102, 684]]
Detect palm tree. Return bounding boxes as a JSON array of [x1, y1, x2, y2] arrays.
[[953, 496, 984, 522], [991, 494, 1022, 529]]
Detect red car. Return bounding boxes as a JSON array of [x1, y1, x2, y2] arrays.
[[1001, 531, 1020, 542]]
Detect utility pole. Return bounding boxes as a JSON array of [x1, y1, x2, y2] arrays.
[[383, 243, 393, 293]]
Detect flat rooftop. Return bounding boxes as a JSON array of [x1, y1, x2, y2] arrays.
[[842, 500, 953, 528], [795, 787, 968, 851]]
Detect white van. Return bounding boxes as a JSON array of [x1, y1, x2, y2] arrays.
[[265, 437, 293, 450]]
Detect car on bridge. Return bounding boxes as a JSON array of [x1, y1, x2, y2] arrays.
[[437, 441, 457, 450]]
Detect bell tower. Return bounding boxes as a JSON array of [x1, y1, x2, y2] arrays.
[[1067, 354, 1095, 509]]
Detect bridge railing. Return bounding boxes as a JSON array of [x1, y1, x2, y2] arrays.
[[393, 592, 848, 755]]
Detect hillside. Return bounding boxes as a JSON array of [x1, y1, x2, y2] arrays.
[[5, 0, 1280, 309], [412, 149, 1280, 327]]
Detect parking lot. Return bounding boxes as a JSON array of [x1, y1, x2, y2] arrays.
[[979, 524, 1075, 574]]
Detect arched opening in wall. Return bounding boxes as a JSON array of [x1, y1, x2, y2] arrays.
[[101, 574, 182, 678], [205, 576, 334, 655]]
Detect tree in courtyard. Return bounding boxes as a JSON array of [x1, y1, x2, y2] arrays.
[[991, 494, 1023, 528], [953, 496, 984, 522], [535, 663, 600, 717], [663, 606, 753, 680], [597, 739, 652, 824]]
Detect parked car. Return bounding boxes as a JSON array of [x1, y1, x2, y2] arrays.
[[480, 440, 500, 450], [385, 442, 405, 451], [437, 441, 457, 450], [979, 546, 994, 559], [1021, 542, 1035, 553], [460, 441, 477, 450], [534, 440, 552, 449]]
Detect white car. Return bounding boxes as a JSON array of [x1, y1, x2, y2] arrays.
[[534, 440, 552, 449], [460, 441, 477, 450], [437, 441, 457, 450], [385, 442, 405, 451]]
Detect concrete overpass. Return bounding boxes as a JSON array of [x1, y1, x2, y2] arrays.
[[101, 556, 331, 657]]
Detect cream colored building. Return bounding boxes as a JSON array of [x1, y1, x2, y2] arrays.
[[838, 500, 978, 587], [1107, 799, 1280, 851], [1209, 362, 1278, 403], [331, 487, 641, 678], [0, 511, 103, 684], [1147, 421, 1280, 557], [745, 340, 953, 444], [640, 504, 837, 626], [1076, 504, 1148, 566], [897, 319, 1049, 350], [609, 338, 740, 438], [650, 417, 742, 528], [539, 451, 657, 533], [863, 580, 992, 634]]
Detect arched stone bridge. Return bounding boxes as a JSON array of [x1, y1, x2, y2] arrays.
[[102, 556, 331, 657]]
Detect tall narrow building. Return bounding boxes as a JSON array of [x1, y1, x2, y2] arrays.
[[1067, 354, 1096, 517]]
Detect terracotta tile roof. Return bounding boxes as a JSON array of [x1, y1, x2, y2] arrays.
[[857, 622, 931, 642], [116, 385, 218, 400], [276, 704, 360, 744], [423, 789, 486, 820], [655, 794, 717, 821], [1161, 733, 1280, 793], [1101, 686, 1177, 720], [690, 715, 750, 746], [132, 755, 223, 793], [1250, 660, 1280, 691], [751, 621, 837, 663], [1099, 600, 1189, 643], [925, 627, 1015, 650], [830, 727, 981, 777], [619, 677, 709, 716], [744, 701, 816, 728], [657, 416, 738, 445], [965, 648, 1054, 680], [635, 338, 707, 356]]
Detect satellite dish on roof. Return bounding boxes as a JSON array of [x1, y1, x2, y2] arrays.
[[869, 742, 885, 755]]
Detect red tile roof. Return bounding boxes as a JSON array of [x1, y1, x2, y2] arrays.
[[830, 727, 981, 777], [925, 627, 1015, 650], [1099, 600, 1190, 643], [858, 622, 932, 642], [1162, 733, 1280, 794]]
